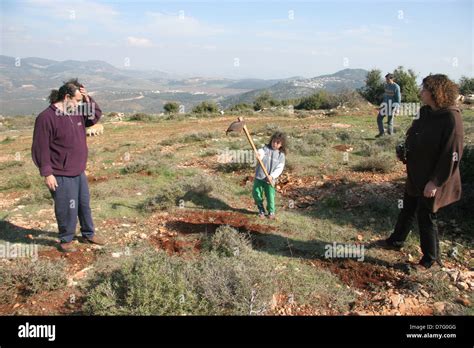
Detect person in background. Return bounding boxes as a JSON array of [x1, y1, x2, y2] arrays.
[[376, 73, 401, 137]]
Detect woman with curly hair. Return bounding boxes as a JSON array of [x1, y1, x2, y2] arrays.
[[376, 74, 464, 270]]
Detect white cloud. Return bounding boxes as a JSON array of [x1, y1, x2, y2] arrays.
[[143, 11, 225, 38], [127, 36, 153, 48]]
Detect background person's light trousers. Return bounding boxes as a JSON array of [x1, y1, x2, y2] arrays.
[[377, 112, 394, 135]]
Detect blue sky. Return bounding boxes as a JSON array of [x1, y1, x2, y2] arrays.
[[1, 0, 472, 80]]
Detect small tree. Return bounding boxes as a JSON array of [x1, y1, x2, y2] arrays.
[[459, 76, 474, 95], [295, 91, 332, 110], [253, 92, 278, 111], [163, 102, 180, 114], [359, 69, 385, 104], [229, 103, 253, 112], [192, 101, 219, 114], [393, 66, 419, 102]]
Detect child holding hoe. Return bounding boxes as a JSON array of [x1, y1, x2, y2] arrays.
[[252, 131, 287, 219]]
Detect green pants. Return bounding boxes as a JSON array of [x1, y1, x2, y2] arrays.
[[252, 178, 276, 213]]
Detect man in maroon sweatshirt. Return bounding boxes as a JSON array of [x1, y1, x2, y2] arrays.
[[32, 79, 106, 252]]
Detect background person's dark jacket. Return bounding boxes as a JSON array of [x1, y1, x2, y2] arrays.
[[405, 105, 464, 213], [31, 97, 102, 177]]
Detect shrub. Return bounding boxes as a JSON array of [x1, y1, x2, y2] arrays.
[[216, 161, 254, 173], [253, 92, 279, 111], [192, 101, 219, 114], [0, 160, 24, 171], [139, 174, 216, 212], [0, 259, 67, 301], [0, 174, 32, 191], [130, 113, 154, 121], [189, 253, 276, 315], [393, 66, 420, 103], [229, 103, 253, 112], [459, 76, 474, 95], [460, 145, 474, 184], [163, 102, 180, 114], [120, 158, 166, 175], [353, 153, 396, 173], [201, 225, 253, 257], [0, 136, 15, 145], [358, 69, 384, 104], [84, 250, 206, 315], [295, 91, 333, 110], [182, 132, 217, 143]]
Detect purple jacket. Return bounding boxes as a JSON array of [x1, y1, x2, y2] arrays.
[[31, 97, 102, 177]]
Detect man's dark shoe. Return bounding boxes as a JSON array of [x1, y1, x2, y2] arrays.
[[58, 242, 77, 253], [371, 239, 403, 251], [375, 133, 385, 138], [81, 235, 106, 246]]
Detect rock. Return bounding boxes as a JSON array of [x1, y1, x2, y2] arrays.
[[13, 303, 20, 309], [390, 294, 403, 308], [112, 252, 122, 258], [433, 302, 446, 314], [448, 270, 460, 282], [456, 282, 469, 291], [458, 271, 473, 282], [139, 233, 147, 239], [419, 289, 430, 298], [67, 278, 78, 287], [74, 266, 93, 280], [455, 297, 471, 307]]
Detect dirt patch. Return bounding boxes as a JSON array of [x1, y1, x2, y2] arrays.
[[310, 259, 401, 290], [87, 175, 109, 184], [276, 171, 405, 209], [147, 210, 275, 255], [38, 242, 97, 274], [4, 288, 84, 315]]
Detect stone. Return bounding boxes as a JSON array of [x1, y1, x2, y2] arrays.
[[433, 302, 446, 314], [390, 294, 403, 308], [456, 282, 469, 291], [419, 289, 430, 298]]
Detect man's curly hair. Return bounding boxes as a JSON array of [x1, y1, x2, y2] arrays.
[[422, 74, 459, 109]]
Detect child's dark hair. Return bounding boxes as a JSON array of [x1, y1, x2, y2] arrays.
[[48, 78, 83, 104], [267, 131, 287, 154]]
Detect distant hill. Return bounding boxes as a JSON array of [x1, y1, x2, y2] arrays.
[[221, 68, 368, 108], [0, 55, 368, 115]]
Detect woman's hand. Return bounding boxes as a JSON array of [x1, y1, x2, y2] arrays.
[[423, 181, 438, 198], [45, 175, 58, 191]]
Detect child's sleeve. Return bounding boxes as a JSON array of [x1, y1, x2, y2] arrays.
[[256, 147, 265, 161], [270, 155, 285, 179]]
